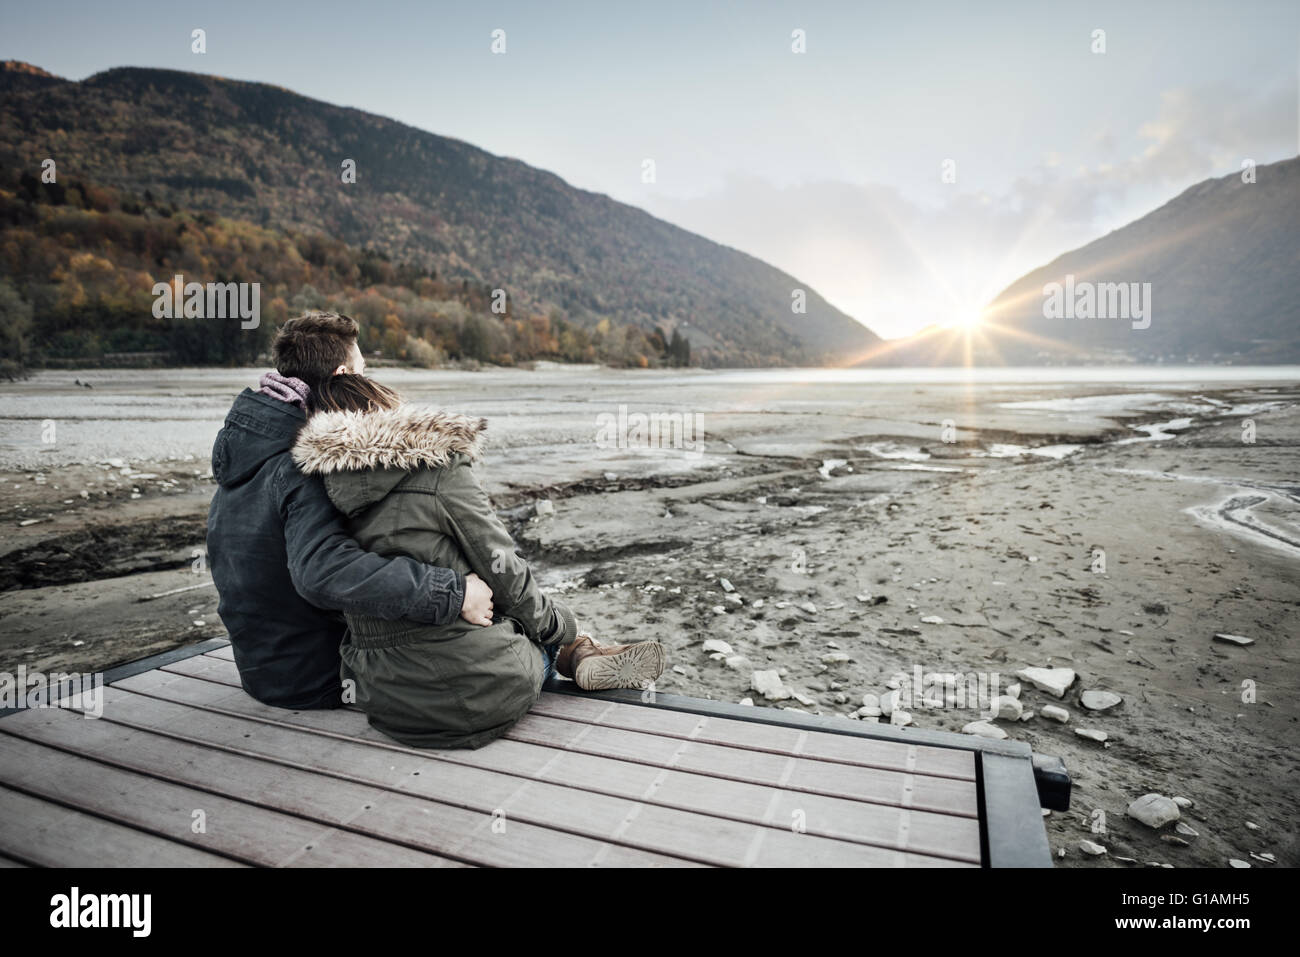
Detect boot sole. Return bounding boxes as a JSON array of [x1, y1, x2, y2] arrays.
[[575, 641, 667, 691]]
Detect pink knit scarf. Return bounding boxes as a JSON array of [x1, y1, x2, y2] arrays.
[[257, 371, 311, 409]]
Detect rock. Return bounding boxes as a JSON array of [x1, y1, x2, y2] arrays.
[[962, 720, 1008, 740], [751, 670, 791, 701], [1127, 794, 1181, 829], [861, 692, 880, 709], [1075, 728, 1108, 742], [671, 665, 688, 675], [1019, 710, 1036, 722], [890, 710, 912, 727], [711, 605, 727, 615], [833, 692, 848, 704], [725, 656, 752, 672], [1016, 666, 1076, 698], [701, 639, 734, 656], [603, 472, 618, 481], [1006, 682, 1021, 699], [1080, 840, 1107, 856], [992, 695, 1023, 721], [719, 578, 735, 592], [1172, 796, 1194, 808], [1161, 835, 1190, 847], [1245, 821, 1260, 831], [879, 688, 902, 717], [820, 652, 852, 665], [1081, 690, 1123, 711], [1114, 856, 1138, 865], [738, 697, 753, 707], [1213, 633, 1254, 646], [708, 652, 725, 661], [1175, 822, 1199, 838], [534, 499, 555, 517], [798, 601, 818, 615], [790, 691, 817, 707], [1251, 852, 1276, 864], [1228, 859, 1251, 868], [1041, 704, 1070, 723], [920, 615, 944, 624]]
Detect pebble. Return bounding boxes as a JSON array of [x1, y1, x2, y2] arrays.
[[1019, 710, 1036, 721], [1041, 705, 1070, 723], [724, 656, 752, 672], [533, 499, 554, 517], [889, 711, 913, 728], [962, 720, 1008, 740], [1175, 822, 1199, 838], [1080, 840, 1107, 856], [1005, 682, 1021, 699], [1127, 793, 1181, 829], [1080, 690, 1123, 711], [798, 601, 818, 615], [790, 691, 817, 707], [1075, 728, 1108, 743], [671, 665, 688, 675], [920, 615, 944, 624], [1228, 859, 1251, 868], [820, 652, 851, 665], [1172, 796, 1194, 808], [701, 639, 734, 656], [750, 670, 791, 701], [1250, 852, 1276, 864], [993, 695, 1023, 721], [738, 697, 753, 707], [719, 578, 735, 592], [1212, 633, 1254, 646], [1016, 666, 1076, 698]]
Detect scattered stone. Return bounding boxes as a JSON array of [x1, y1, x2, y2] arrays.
[[725, 656, 752, 672], [1175, 822, 1199, 838], [1080, 840, 1107, 856], [993, 695, 1023, 721], [719, 578, 735, 593], [671, 665, 688, 675], [1212, 633, 1254, 646], [1245, 821, 1260, 831], [1081, 690, 1123, 711], [1172, 796, 1194, 809], [17, 518, 42, 527], [533, 499, 555, 517], [1075, 728, 1108, 743], [1228, 859, 1250, 868], [751, 670, 791, 701], [798, 601, 818, 615], [1006, 682, 1021, 699], [919, 615, 944, 625], [738, 697, 753, 707], [889, 711, 913, 728], [962, 720, 1008, 740], [1161, 835, 1190, 847], [1114, 856, 1138, 865], [821, 652, 852, 665], [701, 639, 733, 656], [1127, 794, 1181, 829], [861, 692, 879, 709], [791, 691, 817, 708], [1019, 710, 1036, 722], [1251, 852, 1276, 864], [879, 688, 901, 717], [708, 652, 725, 661], [1016, 666, 1076, 698], [1041, 704, 1070, 723]]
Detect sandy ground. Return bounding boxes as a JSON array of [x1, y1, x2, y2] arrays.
[[1, 365, 1297, 868]]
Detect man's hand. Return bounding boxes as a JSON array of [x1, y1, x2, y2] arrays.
[[459, 572, 494, 626]]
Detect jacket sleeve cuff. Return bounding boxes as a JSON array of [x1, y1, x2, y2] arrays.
[[541, 602, 578, 648]]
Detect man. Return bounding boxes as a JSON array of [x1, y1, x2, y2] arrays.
[[206, 311, 494, 709]]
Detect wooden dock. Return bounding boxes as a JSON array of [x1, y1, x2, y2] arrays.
[[0, 638, 1063, 867]]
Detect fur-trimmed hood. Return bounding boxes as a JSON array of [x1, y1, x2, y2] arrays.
[[292, 404, 487, 476]]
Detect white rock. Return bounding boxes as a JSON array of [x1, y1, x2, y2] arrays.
[[798, 601, 818, 615], [1016, 666, 1076, 698], [1228, 859, 1251, 868], [1041, 705, 1070, 723], [1245, 821, 1260, 831], [861, 692, 880, 709], [1172, 796, 1194, 808], [719, 578, 735, 592], [1251, 852, 1276, 864], [1175, 822, 1199, 838], [791, 691, 817, 707], [993, 695, 1023, 721], [701, 639, 734, 656], [1213, 633, 1254, 646], [738, 697, 753, 707], [1075, 728, 1108, 742], [711, 605, 727, 615], [1081, 690, 1123, 711], [1006, 682, 1021, 699], [855, 592, 873, 602], [751, 670, 791, 701], [962, 720, 1007, 740], [1019, 710, 1036, 722], [1080, 840, 1107, 856], [920, 615, 944, 624], [821, 652, 852, 665], [890, 710, 913, 727], [725, 656, 752, 672], [1127, 794, 1181, 829], [534, 499, 555, 517], [671, 665, 688, 675], [878, 688, 902, 717]]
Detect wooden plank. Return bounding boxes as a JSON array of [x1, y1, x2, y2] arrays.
[[0, 730, 462, 868], [117, 668, 979, 860], [529, 693, 976, 780], [1, 699, 696, 869], [83, 682, 972, 866], [156, 654, 979, 817], [0, 784, 245, 868], [981, 752, 1053, 867]]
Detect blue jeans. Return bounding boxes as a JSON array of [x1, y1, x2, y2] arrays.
[[538, 642, 559, 689]]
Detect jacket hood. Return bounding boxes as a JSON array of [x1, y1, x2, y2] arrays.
[[212, 389, 307, 487], [291, 404, 487, 476]]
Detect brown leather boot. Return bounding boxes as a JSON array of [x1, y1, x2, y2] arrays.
[[554, 634, 666, 691]]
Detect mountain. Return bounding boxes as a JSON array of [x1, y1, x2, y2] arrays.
[[869, 157, 1300, 366], [0, 61, 881, 366]]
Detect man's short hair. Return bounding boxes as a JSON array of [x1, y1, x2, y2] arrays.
[[272, 312, 360, 387]]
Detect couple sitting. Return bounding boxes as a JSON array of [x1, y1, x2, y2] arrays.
[[206, 312, 666, 749]]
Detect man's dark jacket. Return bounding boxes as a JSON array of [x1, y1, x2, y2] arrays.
[[206, 389, 466, 709]]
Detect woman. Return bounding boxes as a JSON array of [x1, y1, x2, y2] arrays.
[[291, 374, 667, 749]]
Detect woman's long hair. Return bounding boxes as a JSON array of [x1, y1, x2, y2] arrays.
[[309, 374, 403, 414]]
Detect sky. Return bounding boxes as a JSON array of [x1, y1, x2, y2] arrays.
[[3, 0, 1297, 338]]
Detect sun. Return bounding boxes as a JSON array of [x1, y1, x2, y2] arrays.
[[948, 309, 985, 330]]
